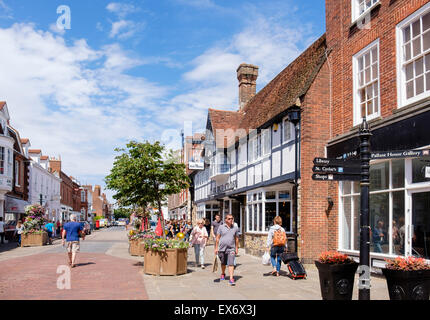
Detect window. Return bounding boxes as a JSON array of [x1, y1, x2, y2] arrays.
[[81, 190, 86, 202], [7, 149, 12, 176], [352, 0, 379, 22], [353, 40, 380, 124], [248, 135, 259, 163], [340, 160, 406, 255], [397, 4, 430, 107], [14, 160, 19, 186], [283, 119, 292, 143], [0, 147, 4, 174], [262, 129, 271, 156], [247, 189, 292, 233]]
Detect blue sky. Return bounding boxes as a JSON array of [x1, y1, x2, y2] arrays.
[[0, 0, 325, 202]]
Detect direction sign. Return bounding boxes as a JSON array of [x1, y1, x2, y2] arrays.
[[313, 157, 361, 167], [312, 165, 361, 175], [312, 173, 361, 181]]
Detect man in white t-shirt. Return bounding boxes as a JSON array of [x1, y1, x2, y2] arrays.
[[0, 217, 5, 244]]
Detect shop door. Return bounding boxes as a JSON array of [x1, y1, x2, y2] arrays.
[[411, 192, 430, 259], [279, 201, 292, 233]]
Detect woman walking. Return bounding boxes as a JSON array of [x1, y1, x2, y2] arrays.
[[16, 220, 24, 247], [190, 219, 208, 269], [266, 216, 287, 276]]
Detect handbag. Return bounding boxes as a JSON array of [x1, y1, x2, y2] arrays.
[[212, 255, 219, 272]]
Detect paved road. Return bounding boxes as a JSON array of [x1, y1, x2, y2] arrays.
[[0, 227, 148, 300], [0, 227, 390, 300]]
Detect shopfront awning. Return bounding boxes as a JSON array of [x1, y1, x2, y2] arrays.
[[5, 196, 30, 214]]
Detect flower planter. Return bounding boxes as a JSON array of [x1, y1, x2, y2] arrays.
[[143, 248, 188, 276], [382, 268, 430, 300], [315, 260, 359, 300], [129, 239, 145, 256], [21, 232, 48, 247]]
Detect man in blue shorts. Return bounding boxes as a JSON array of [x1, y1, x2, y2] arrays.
[[62, 214, 85, 268], [214, 214, 239, 286]]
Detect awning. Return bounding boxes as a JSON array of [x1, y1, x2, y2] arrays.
[[5, 196, 30, 214]]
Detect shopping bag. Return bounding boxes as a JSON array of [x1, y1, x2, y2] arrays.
[[262, 252, 271, 265], [212, 255, 219, 272]]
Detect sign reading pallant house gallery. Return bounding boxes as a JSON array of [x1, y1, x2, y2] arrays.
[[371, 149, 430, 160]]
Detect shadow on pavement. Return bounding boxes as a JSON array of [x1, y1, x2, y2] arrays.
[[74, 262, 96, 267]]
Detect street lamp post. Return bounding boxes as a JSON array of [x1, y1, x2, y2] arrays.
[[358, 118, 372, 300], [287, 105, 301, 254]]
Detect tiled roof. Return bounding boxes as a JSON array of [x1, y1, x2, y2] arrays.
[[207, 34, 327, 147], [40, 156, 49, 160], [28, 149, 42, 154], [240, 34, 327, 130], [0, 102, 5, 110], [21, 138, 29, 144]]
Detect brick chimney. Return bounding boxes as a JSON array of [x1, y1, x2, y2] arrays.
[[237, 63, 259, 111], [49, 158, 62, 174]]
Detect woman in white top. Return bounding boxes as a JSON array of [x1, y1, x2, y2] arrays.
[[16, 220, 24, 247], [266, 216, 287, 276], [190, 219, 208, 269]]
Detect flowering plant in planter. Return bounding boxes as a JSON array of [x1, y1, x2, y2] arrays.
[[385, 256, 430, 271], [23, 204, 47, 234], [142, 237, 189, 252], [318, 251, 354, 264]]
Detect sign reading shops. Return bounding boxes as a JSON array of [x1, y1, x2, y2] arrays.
[[312, 173, 361, 181]]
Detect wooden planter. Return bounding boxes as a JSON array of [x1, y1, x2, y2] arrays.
[[315, 260, 359, 300], [143, 248, 188, 276], [129, 239, 145, 256], [21, 232, 48, 247], [382, 268, 430, 300]]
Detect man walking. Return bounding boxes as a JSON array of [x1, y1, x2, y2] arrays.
[[62, 214, 84, 268], [214, 214, 239, 286], [211, 214, 222, 245]]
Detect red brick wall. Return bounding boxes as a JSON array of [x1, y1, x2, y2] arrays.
[[299, 59, 334, 263], [326, 0, 429, 137]]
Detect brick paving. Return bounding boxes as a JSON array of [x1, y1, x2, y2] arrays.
[[0, 228, 147, 300], [0, 227, 391, 300]]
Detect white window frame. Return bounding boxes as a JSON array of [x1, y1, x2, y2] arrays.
[[15, 160, 19, 187], [282, 118, 293, 144], [353, 39, 380, 126], [396, 2, 430, 109], [0, 147, 4, 175], [261, 128, 271, 156], [351, 0, 380, 23], [246, 189, 293, 234]]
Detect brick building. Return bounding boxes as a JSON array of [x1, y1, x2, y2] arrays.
[[323, 0, 430, 267], [192, 36, 331, 258]]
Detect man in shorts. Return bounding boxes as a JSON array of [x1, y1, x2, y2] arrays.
[[44, 220, 54, 244], [214, 214, 239, 286], [62, 214, 84, 268]]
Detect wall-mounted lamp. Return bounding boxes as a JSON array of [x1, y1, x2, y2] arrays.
[[327, 197, 334, 206], [273, 123, 279, 132]]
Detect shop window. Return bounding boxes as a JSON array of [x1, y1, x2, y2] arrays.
[[397, 4, 430, 107], [412, 156, 430, 183], [392, 191, 405, 256], [370, 192, 390, 254], [342, 197, 352, 250], [266, 191, 276, 200], [265, 202, 276, 231], [370, 161, 389, 191], [392, 159, 405, 188]]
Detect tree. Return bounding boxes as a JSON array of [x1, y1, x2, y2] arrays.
[[105, 141, 190, 238], [114, 207, 132, 220]]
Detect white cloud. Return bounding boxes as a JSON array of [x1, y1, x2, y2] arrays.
[[174, 0, 217, 9], [106, 2, 138, 18], [0, 23, 167, 189]]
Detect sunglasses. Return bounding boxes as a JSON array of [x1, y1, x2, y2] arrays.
[[226, 218, 233, 220]]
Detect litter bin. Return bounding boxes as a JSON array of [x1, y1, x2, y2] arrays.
[[95, 220, 100, 230]]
